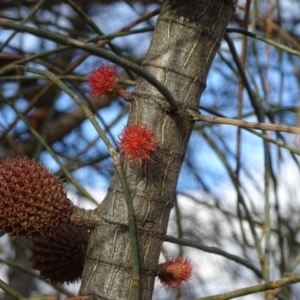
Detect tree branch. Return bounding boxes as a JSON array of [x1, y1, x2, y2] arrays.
[[187, 109, 300, 135], [195, 274, 300, 300], [164, 235, 262, 278], [70, 206, 102, 228]]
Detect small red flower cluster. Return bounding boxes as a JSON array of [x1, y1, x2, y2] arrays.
[[87, 64, 159, 166], [119, 124, 159, 166], [87, 64, 118, 97], [158, 257, 192, 289]]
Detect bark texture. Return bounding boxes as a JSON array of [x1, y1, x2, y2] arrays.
[[79, 1, 237, 299]]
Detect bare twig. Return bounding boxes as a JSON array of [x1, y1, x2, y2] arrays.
[[164, 235, 262, 278], [187, 109, 300, 135], [195, 274, 300, 300]]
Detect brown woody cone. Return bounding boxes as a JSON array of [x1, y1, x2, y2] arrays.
[[0, 158, 72, 238], [30, 224, 89, 284]]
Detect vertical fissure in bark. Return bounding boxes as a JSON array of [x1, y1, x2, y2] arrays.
[[79, 1, 237, 299]]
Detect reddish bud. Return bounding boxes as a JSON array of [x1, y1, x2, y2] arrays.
[[119, 124, 159, 166], [87, 64, 118, 97], [157, 257, 192, 289]]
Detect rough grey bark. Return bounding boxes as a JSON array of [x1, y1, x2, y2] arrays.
[[79, 1, 237, 299]]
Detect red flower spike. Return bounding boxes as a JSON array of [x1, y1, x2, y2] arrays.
[[87, 64, 118, 97], [157, 257, 192, 289], [119, 124, 160, 166]]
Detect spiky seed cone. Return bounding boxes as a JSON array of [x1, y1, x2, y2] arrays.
[[0, 158, 72, 238], [30, 224, 89, 284]]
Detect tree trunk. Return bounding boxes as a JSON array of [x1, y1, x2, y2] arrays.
[[79, 1, 237, 299]]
